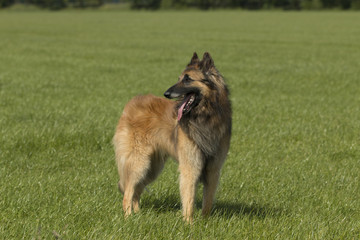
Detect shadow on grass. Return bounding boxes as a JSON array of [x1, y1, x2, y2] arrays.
[[143, 194, 285, 219], [211, 201, 286, 219], [142, 194, 182, 213]]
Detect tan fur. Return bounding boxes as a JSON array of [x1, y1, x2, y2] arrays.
[[113, 52, 231, 222]]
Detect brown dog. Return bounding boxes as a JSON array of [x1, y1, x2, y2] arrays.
[[113, 52, 232, 222]]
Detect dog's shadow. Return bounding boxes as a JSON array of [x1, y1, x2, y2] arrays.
[[143, 194, 285, 219], [210, 201, 285, 219]]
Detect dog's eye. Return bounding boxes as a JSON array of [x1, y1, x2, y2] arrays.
[[183, 74, 193, 83]]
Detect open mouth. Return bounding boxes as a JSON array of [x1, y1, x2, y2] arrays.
[[177, 94, 196, 121]]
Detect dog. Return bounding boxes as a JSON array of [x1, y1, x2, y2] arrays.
[[113, 52, 232, 222]]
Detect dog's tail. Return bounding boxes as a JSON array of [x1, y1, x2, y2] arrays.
[[116, 155, 126, 194], [113, 129, 128, 195]]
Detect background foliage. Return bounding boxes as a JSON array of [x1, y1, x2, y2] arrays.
[[1, 0, 360, 9]]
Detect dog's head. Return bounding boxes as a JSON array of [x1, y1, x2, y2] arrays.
[[164, 52, 225, 121]]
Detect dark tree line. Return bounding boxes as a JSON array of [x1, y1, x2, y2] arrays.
[[0, 0, 104, 9], [141, 0, 360, 9], [1, 0, 360, 9]]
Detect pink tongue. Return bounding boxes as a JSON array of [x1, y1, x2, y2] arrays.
[[177, 102, 186, 121], [177, 95, 190, 121]]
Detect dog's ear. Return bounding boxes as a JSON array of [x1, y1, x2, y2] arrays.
[[188, 52, 200, 67], [200, 52, 215, 72]]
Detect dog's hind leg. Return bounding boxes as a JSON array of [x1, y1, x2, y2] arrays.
[[132, 183, 145, 213], [122, 153, 151, 216], [132, 151, 166, 213], [123, 150, 166, 216]]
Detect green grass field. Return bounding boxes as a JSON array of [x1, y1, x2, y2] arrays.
[[0, 10, 359, 239]]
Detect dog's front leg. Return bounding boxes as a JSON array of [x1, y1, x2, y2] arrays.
[[179, 162, 202, 223], [202, 139, 229, 216], [201, 162, 221, 217], [177, 141, 203, 222]]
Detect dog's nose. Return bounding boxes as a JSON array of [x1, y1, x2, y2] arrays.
[[164, 91, 171, 99]]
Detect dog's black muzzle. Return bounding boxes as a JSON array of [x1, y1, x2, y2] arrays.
[[164, 85, 199, 99], [164, 85, 181, 99], [163, 90, 172, 99]]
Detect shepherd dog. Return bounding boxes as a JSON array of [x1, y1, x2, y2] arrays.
[[113, 52, 232, 222]]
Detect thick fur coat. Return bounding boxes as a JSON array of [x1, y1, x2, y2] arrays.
[[113, 52, 232, 222]]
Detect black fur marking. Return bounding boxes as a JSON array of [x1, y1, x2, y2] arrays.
[[165, 84, 200, 99], [182, 74, 194, 84], [200, 79, 217, 90], [176, 87, 200, 98], [179, 94, 230, 157]]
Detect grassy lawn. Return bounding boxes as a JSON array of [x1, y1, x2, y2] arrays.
[[0, 10, 359, 239]]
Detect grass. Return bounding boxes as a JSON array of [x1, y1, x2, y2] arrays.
[[0, 10, 359, 239]]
